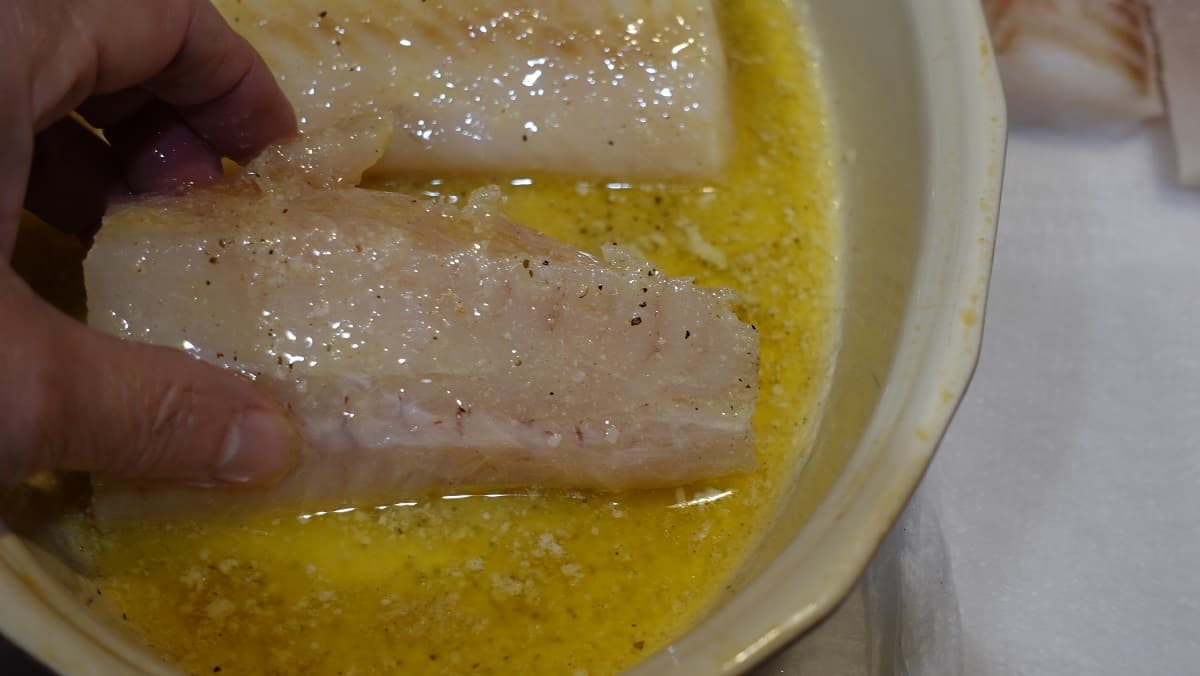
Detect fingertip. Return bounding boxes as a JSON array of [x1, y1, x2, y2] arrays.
[[40, 317, 299, 484], [176, 56, 298, 163], [212, 407, 299, 485], [105, 102, 223, 194]]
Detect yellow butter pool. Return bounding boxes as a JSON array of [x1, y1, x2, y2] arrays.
[[67, 2, 838, 673]]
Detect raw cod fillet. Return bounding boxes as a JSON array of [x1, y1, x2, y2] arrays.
[[212, 0, 732, 179], [983, 0, 1163, 128], [984, 0, 1200, 187], [85, 123, 759, 520]]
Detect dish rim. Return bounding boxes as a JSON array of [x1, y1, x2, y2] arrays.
[[0, 0, 1008, 673], [627, 0, 1007, 672]]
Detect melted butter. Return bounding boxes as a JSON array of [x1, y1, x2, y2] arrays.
[[81, 2, 837, 674]]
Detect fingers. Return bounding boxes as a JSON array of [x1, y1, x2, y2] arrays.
[[0, 270, 297, 485], [25, 107, 225, 240], [142, 4, 298, 162], [105, 102, 224, 194], [74, 0, 296, 159], [25, 105, 224, 239], [23, 0, 295, 158], [0, 0, 302, 484], [17, 0, 299, 237], [0, 86, 33, 259]]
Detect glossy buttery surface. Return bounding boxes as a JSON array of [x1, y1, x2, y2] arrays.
[[214, 0, 731, 178], [66, 2, 837, 673], [87, 161, 758, 519]]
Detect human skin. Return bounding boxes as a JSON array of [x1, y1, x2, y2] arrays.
[[0, 0, 300, 486]]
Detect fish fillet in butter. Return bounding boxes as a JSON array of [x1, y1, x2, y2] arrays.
[[85, 125, 759, 519], [212, 0, 732, 179]]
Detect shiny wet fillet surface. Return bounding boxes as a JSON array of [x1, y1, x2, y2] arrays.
[[85, 167, 758, 519], [213, 0, 731, 178]]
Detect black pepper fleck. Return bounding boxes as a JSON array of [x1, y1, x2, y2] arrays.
[[630, 317, 642, 326], [685, 330, 691, 339], [638, 301, 647, 308]]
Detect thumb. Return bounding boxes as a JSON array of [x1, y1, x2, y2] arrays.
[[0, 271, 296, 485]]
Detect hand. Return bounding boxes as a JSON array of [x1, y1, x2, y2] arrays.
[[1, 0, 298, 485]]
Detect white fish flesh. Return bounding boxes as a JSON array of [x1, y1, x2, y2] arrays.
[[984, 0, 1163, 129], [212, 0, 732, 179], [85, 125, 759, 520]]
